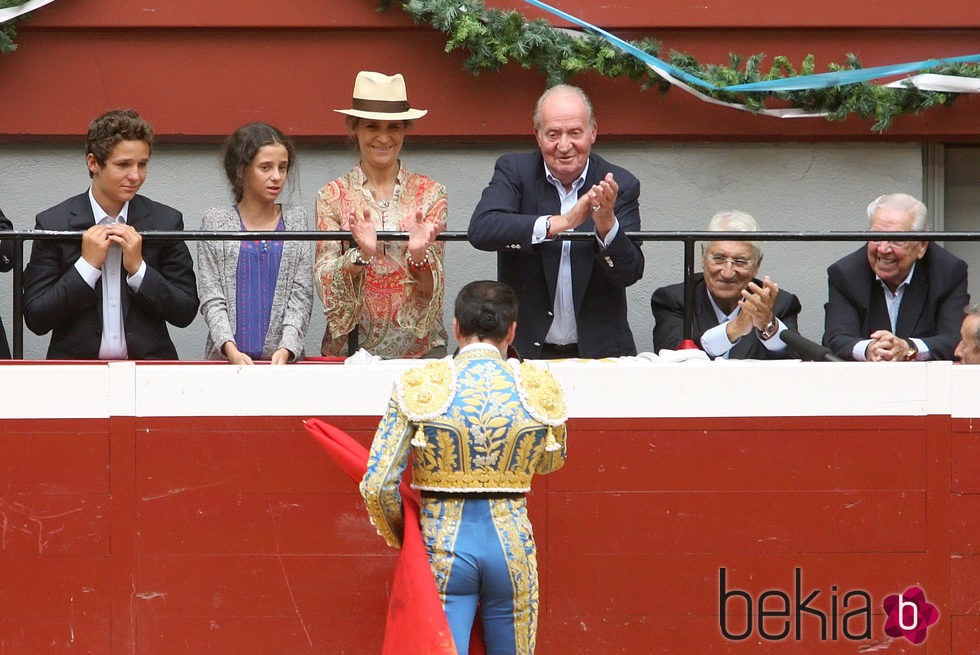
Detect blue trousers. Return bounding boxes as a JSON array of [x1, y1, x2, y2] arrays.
[[420, 496, 539, 655]]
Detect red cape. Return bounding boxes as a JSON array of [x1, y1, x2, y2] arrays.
[[305, 419, 484, 655]]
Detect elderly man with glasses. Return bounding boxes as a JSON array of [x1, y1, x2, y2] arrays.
[[955, 303, 980, 365], [651, 210, 801, 359], [823, 193, 969, 362]]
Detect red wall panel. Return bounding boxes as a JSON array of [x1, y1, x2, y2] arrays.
[[953, 432, 980, 493], [953, 495, 980, 555], [1, 410, 970, 653], [951, 418, 980, 655], [556, 420, 928, 491], [0, 429, 109, 492], [549, 490, 928, 553], [23, 0, 980, 31]]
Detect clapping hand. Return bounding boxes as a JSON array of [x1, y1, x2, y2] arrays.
[[407, 208, 444, 262], [739, 277, 779, 331], [349, 207, 377, 260], [728, 276, 779, 340], [588, 172, 619, 238]]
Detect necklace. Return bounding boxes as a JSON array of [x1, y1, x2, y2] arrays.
[[366, 177, 396, 209], [234, 203, 281, 252]]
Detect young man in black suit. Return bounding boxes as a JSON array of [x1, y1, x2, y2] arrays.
[[23, 109, 198, 360]]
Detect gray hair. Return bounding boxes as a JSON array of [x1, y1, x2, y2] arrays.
[[533, 84, 595, 131], [866, 193, 928, 230], [967, 303, 980, 342], [705, 210, 764, 261]]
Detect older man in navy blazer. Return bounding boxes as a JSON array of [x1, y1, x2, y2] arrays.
[[652, 211, 802, 359], [823, 193, 968, 362], [23, 109, 198, 360], [468, 85, 644, 359]]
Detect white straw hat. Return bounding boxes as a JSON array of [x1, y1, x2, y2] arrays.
[[334, 71, 428, 120]]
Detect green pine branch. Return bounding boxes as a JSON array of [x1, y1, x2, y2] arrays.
[[0, 0, 34, 53]]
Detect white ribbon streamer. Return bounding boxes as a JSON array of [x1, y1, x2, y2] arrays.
[[885, 74, 980, 93], [646, 62, 831, 119], [0, 0, 57, 25]]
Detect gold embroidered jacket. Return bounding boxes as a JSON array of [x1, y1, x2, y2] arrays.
[[359, 346, 567, 547]]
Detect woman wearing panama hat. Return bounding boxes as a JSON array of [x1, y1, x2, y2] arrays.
[[314, 71, 448, 359]]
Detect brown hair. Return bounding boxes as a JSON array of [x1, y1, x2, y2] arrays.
[[85, 109, 154, 178], [222, 122, 295, 202]]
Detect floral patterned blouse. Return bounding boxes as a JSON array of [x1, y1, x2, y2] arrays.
[[314, 163, 448, 358]]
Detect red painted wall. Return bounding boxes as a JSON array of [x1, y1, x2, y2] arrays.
[[2, 412, 975, 653], [0, 0, 976, 140]]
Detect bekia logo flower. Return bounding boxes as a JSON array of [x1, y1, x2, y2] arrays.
[[882, 586, 939, 644]]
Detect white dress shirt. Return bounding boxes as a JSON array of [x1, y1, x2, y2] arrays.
[[851, 263, 929, 361], [73, 189, 147, 359], [699, 293, 788, 359], [531, 161, 619, 346]]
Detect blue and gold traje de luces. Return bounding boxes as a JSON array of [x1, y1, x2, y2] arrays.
[[359, 345, 568, 654], [360, 346, 567, 548]]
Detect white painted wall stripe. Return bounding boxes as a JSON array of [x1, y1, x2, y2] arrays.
[[2, 359, 979, 419]]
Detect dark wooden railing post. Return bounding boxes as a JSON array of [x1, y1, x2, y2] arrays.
[[682, 236, 696, 345]]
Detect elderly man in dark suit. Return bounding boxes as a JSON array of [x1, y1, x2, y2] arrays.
[[823, 193, 968, 362], [468, 84, 644, 359], [23, 109, 198, 360], [651, 210, 802, 359]]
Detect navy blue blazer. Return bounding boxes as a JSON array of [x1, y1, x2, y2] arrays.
[[822, 244, 968, 361], [23, 192, 199, 360], [651, 274, 802, 359], [468, 151, 644, 358]]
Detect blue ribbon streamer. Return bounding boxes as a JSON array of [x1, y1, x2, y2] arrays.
[[727, 54, 980, 92], [524, 0, 717, 90], [523, 0, 980, 93]]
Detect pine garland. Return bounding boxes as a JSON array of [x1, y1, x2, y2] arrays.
[[381, 0, 980, 131]]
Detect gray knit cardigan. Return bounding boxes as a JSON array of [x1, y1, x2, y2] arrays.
[[196, 205, 314, 361]]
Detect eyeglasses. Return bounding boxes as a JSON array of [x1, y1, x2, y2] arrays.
[[705, 253, 755, 271], [868, 239, 911, 248]]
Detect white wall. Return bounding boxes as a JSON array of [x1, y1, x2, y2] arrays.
[[4, 360, 978, 420], [0, 141, 924, 360]]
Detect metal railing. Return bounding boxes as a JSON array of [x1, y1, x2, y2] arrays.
[[5, 229, 980, 359]]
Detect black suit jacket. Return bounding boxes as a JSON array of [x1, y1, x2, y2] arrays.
[[651, 274, 802, 359], [468, 152, 644, 358], [822, 244, 969, 361], [0, 207, 14, 358], [23, 192, 199, 360]]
